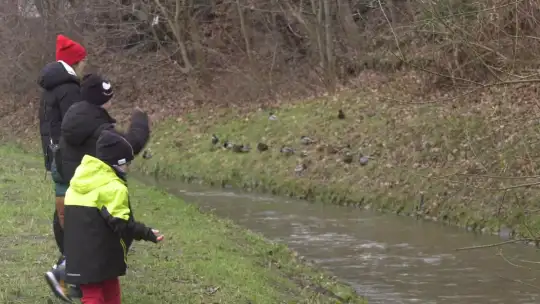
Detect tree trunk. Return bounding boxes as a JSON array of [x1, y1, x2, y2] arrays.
[[236, 0, 252, 62], [323, 0, 335, 91]]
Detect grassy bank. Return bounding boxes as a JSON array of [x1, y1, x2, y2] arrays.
[[2, 72, 539, 244], [0, 145, 364, 303], [129, 76, 540, 241]]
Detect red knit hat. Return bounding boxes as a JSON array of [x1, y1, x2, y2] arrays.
[[55, 35, 87, 67]]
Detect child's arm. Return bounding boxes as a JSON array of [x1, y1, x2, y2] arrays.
[[123, 109, 150, 156], [99, 187, 159, 243], [93, 109, 150, 156]]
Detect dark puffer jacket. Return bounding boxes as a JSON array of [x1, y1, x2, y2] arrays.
[[60, 102, 150, 250], [60, 101, 150, 183], [38, 61, 81, 171]]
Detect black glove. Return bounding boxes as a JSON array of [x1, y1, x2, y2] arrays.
[[144, 227, 158, 243]]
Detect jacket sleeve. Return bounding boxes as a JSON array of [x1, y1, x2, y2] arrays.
[[59, 83, 81, 118], [91, 111, 149, 155], [99, 187, 158, 243], [123, 110, 150, 156]]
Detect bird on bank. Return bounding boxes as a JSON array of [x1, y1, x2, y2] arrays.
[[343, 151, 353, 164], [359, 156, 369, 166], [338, 109, 345, 119], [241, 145, 251, 153], [142, 149, 153, 159], [295, 163, 307, 176], [232, 144, 250, 153], [257, 142, 269, 152], [300, 136, 316, 145], [211, 134, 219, 145], [269, 112, 278, 121], [280, 146, 295, 156], [223, 140, 234, 149]]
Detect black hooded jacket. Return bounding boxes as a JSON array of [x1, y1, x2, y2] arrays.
[[60, 101, 150, 183], [38, 61, 81, 171]]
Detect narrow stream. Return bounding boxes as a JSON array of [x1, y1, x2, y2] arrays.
[[139, 176, 540, 304]]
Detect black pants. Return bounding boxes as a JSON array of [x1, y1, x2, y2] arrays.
[[53, 209, 64, 258]]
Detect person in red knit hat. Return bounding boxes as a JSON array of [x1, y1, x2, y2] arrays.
[[38, 34, 88, 302]]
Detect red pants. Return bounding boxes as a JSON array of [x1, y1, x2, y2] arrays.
[[80, 278, 121, 304]]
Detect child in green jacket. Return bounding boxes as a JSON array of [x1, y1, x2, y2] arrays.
[[64, 130, 164, 303]]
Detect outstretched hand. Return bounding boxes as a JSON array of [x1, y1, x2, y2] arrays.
[[152, 229, 164, 242]]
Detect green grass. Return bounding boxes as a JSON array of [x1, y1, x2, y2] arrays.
[[129, 83, 540, 238], [0, 145, 364, 304]]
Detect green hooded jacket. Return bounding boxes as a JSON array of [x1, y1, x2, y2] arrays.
[[64, 155, 157, 284]]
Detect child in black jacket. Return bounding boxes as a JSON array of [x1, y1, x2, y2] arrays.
[[64, 130, 164, 304]]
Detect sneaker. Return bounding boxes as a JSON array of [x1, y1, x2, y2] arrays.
[[44, 261, 72, 303]]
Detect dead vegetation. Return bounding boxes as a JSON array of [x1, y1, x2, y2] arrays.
[[2, 0, 540, 107]]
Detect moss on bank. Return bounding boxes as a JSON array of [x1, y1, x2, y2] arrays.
[[129, 82, 540, 241], [0, 145, 364, 303]]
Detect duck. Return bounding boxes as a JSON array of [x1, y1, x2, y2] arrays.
[[338, 109, 345, 119], [257, 142, 269, 152], [343, 152, 353, 164], [280, 146, 295, 156], [211, 134, 219, 145], [295, 163, 307, 176], [142, 149, 153, 159], [232, 144, 250, 153], [300, 136, 316, 145], [223, 140, 234, 149], [241, 144, 251, 152], [359, 156, 369, 166]]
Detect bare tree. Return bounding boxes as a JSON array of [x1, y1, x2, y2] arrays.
[[153, 0, 193, 73]]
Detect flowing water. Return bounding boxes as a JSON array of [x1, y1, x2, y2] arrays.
[[139, 176, 540, 304]]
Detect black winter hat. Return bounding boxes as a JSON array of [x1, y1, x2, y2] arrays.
[[81, 74, 114, 106], [96, 130, 134, 167]]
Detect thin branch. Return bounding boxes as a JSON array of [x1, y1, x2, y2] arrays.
[[377, 0, 404, 61], [498, 181, 540, 191], [497, 275, 540, 291], [455, 239, 532, 251], [518, 259, 540, 265], [153, 0, 192, 73], [455, 173, 540, 180], [407, 0, 525, 26], [497, 248, 530, 269]]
